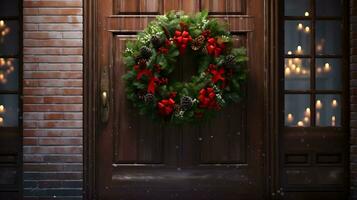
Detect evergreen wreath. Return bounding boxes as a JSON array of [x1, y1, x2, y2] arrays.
[[122, 11, 247, 124]]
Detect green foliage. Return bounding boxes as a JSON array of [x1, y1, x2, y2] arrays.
[[122, 11, 247, 124]]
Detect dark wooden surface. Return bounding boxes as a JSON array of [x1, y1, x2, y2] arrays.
[[94, 0, 266, 199]]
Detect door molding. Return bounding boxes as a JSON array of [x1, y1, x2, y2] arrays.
[[83, 0, 279, 199]]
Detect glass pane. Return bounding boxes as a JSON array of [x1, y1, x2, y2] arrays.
[[285, 58, 310, 90], [285, 94, 311, 127], [316, 21, 342, 55], [316, 58, 342, 90], [316, 0, 342, 16], [285, 0, 311, 17], [315, 94, 341, 127], [0, 0, 19, 17], [285, 21, 311, 55], [0, 95, 18, 127], [0, 20, 19, 55], [0, 58, 19, 91]]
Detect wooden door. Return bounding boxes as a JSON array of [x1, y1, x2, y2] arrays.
[[95, 0, 265, 199]]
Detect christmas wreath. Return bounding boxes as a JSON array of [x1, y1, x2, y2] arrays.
[[122, 11, 247, 124]]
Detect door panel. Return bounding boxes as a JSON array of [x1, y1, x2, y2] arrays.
[[96, 0, 265, 199]]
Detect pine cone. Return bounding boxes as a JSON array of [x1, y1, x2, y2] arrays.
[[140, 46, 152, 59], [151, 35, 164, 49], [144, 93, 155, 103], [224, 55, 236, 66], [191, 35, 205, 51], [180, 96, 193, 111]]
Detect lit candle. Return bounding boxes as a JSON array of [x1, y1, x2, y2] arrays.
[[316, 100, 323, 109], [6, 60, 12, 66], [0, 20, 4, 28], [295, 66, 301, 74], [287, 113, 294, 123], [316, 44, 323, 52], [297, 121, 304, 127], [331, 116, 336, 127], [0, 105, 4, 113], [302, 69, 307, 75], [294, 58, 301, 65], [297, 23, 304, 30], [288, 58, 293, 66], [305, 108, 311, 117], [324, 63, 331, 72], [316, 112, 321, 126], [0, 73, 4, 81], [304, 116, 310, 124], [304, 26, 310, 33], [291, 64, 296, 71], [332, 99, 338, 108], [0, 58, 5, 66], [287, 51, 292, 55], [285, 67, 291, 76], [316, 67, 322, 74], [296, 46, 303, 54], [304, 12, 310, 17], [0, 117, 3, 125]]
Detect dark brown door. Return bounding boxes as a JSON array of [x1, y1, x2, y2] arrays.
[[95, 1, 265, 199]]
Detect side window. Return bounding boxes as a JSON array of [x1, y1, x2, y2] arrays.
[[283, 0, 346, 128]]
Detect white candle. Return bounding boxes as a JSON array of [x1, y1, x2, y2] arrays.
[[331, 99, 338, 108], [285, 67, 291, 76], [324, 63, 331, 72], [0, 20, 4, 28], [297, 23, 304, 30], [0, 105, 4, 113], [287, 113, 294, 123], [304, 116, 310, 124], [287, 51, 292, 55], [296, 46, 303, 54], [304, 26, 310, 33], [297, 121, 304, 127], [316, 100, 323, 109], [316, 112, 321, 126], [305, 108, 311, 117], [304, 12, 310, 16], [331, 116, 336, 127]]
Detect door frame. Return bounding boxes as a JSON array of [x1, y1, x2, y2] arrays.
[[82, 0, 280, 199]]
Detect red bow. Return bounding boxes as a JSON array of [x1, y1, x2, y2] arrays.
[[174, 30, 192, 55], [135, 67, 159, 94], [157, 98, 176, 116], [198, 87, 220, 110], [206, 38, 225, 57]]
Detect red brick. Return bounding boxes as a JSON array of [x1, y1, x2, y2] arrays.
[[24, 71, 82, 79], [24, 16, 83, 23], [39, 138, 82, 146], [24, 0, 82, 8], [23, 146, 82, 154], [24, 55, 82, 63], [24, 63, 83, 71], [24, 39, 82, 47], [37, 8, 83, 15], [23, 104, 82, 112], [24, 79, 83, 87], [23, 88, 83, 95], [23, 129, 82, 137]]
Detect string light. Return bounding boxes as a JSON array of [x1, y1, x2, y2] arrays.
[[304, 26, 310, 33], [304, 12, 310, 16], [297, 23, 304, 30], [0, 105, 4, 113], [316, 100, 323, 109], [287, 113, 294, 123], [332, 99, 338, 108]]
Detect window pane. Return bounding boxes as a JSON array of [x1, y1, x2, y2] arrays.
[[285, 0, 311, 17], [315, 94, 341, 127], [0, 58, 19, 91], [316, 58, 342, 90], [0, 95, 18, 127], [285, 21, 311, 55], [0, 0, 19, 17], [316, 21, 342, 55], [285, 94, 311, 127], [316, 0, 342, 17], [285, 58, 310, 90], [0, 20, 19, 56]]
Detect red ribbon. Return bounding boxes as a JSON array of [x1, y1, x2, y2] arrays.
[[135, 67, 159, 94], [206, 38, 225, 57], [157, 98, 175, 116]]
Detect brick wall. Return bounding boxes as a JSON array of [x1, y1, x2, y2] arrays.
[[23, 0, 83, 199], [352, 0, 357, 199]]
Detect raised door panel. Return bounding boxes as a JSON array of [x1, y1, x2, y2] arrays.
[[201, 0, 246, 14]]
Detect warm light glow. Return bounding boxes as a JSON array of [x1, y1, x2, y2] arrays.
[[291, 64, 296, 71], [288, 58, 293, 66], [331, 116, 336, 127], [0, 117, 3, 124], [302, 69, 308, 75], [0, 20, 4, 28], [316, 112, 321, 126], [285, 67, 291, 76], [304, 12, 310, 16], [287, 113, 294, 123], [324, 63, 331, 72], [295, 66, 301, 74], [305, 108, 311, 117], [297, 23, 304, 30], [0, 73, 4, 80], [297, 121, 304, 127], [316, 100, 323, 109], [304, 116, 309, 123], [296, 46, 303, 54], [0, 58, 5, 66], [304, 26, 310, 33], [332, 99, 338, 108], [287, 51, 292, 55], [0, 105, 4, 113], [316, 67, 323, 74], [294, 58, 301, 65]]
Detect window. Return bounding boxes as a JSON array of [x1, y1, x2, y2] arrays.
[[282, 0, 346, 128], [0, 0, 22, 198]]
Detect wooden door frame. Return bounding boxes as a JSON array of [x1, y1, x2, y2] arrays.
[[82, 0, 280, 199]]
